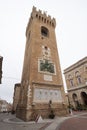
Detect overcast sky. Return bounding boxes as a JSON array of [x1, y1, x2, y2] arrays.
[[0, 0, 87, 103]]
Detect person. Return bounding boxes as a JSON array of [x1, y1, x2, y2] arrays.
[[70, 108, 73, 115]]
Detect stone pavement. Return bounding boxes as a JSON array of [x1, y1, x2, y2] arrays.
[[44, 116, 69, 130], [2, 111, 87, 130], [57, 111, 87, 130], [2, 114, 68, 130]]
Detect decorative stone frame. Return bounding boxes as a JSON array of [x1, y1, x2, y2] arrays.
[[38, 58, 56, 75], [33, 87, 62, 103]]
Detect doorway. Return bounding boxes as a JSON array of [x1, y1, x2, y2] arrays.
[[72, 93, 79, 108], [81, 92, 87, 105]]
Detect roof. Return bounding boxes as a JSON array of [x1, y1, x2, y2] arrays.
[[64, 56, 87, 74]]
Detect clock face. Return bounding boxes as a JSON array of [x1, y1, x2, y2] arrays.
[[40, 59, 55, 73]]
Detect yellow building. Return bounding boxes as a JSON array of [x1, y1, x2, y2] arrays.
[[64, 57, 87, 110], [16, 6, 67, 121]]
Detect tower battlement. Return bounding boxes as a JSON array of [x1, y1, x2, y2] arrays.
[[26, 6, 56, 36], [32, 6, 56, 27]]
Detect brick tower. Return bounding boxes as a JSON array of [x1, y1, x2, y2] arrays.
[[16, 6, 67, 121]]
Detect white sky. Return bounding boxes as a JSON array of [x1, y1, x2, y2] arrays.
[[0, 0, 87, 103]]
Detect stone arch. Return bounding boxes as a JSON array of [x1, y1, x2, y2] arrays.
[[72, 93, 79, 108], [73, 93, 77, 101], [81, 92, 87, 105], [41, 26, 49, 37]]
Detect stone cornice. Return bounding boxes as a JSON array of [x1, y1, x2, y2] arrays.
[[64, 56, 87, 74], [67, 83, 87, 92], [32, 81, 62, 87]]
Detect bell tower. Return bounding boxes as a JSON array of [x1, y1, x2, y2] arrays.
[[16, 6, 67, 121]]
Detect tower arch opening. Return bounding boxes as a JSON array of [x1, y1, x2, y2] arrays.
[[41, 26, 49, 37]]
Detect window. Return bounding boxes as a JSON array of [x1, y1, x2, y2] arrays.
[[77, 76, 82, 84], [68, 75, 74, 87], [41, 26, 49, 37], [70, 79, 74, 87], [75, 71, 82, 84]]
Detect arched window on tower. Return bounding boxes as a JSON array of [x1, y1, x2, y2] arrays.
[[41, 26, 49, 37]]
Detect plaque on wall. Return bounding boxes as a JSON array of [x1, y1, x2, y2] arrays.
[[44, 75, 52, 81], [33, 88, 62, 102]]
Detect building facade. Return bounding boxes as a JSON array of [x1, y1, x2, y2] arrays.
[[64, 57, 87, 110], [16, 6, 67, 121], [0, 56, 3, 84], [12, 83, 21, 112], [0, 98, 12, 112]]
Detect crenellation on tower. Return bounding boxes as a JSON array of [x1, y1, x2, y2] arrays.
[[26, 6, 56, 36]]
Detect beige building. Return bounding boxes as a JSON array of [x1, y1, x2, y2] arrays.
[[16, 6, 67, 121], [0, 56, 3, 84], [0, 98, 12, 112], [64, 57, 87, 110], [13, 83, 21, 112]]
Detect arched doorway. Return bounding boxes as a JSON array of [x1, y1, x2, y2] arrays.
[[72, 93, 79, 108], [81, 92, 87, 105]]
